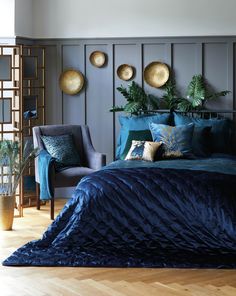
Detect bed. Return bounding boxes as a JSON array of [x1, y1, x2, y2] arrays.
[[3, 111, 236, 268]]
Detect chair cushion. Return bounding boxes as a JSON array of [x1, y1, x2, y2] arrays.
[[55, 167, 95, 187], [41, 134, 81, 168]]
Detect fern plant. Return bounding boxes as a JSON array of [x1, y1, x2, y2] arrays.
[[161, 78, 181, 110], [110, 81, 159, 115], [177, 74, 230, 112]]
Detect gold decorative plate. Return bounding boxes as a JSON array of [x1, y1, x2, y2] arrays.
[[89, 51, 106, 67], [144, 62, 169, 88], [59, 69, 84, 95], [117, 64, 134, 81]]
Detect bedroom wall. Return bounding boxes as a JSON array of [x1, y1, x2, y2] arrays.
[[0, 0, 33, 38], [15, 0, 33, 37], [0, 0, 15, 37], [31, 36, 236, 163], [10, 1, 236, 162], [32, 0, 236, 38]]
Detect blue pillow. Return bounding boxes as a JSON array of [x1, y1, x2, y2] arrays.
[[174, 112, 232, 154], [116, 113, 170, 159], [149, 122, 194, 157], [191, 126, 212, 157], [41, 134, 81, 168]]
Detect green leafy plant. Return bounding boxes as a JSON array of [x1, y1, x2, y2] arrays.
[[110, 81, 159, 115], [177, 74, 230, 112], [0, 140, 38, 196], [161, 78, 181, 110]]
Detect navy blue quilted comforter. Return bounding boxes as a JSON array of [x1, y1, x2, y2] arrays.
[[3, 166, 236, 268]]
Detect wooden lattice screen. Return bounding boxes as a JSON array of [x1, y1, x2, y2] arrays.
[[0, 45, 45, 217]]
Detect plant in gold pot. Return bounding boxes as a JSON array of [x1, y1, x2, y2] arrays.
[[0, 140, 38, 230]]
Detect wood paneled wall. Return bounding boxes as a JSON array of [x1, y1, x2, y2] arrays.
[[17, 37, 236, 163]]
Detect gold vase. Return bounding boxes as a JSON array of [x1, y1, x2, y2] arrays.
[[0, 195, 15, 231]]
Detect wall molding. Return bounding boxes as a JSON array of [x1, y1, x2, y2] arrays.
[[10, 36, 236, 162]]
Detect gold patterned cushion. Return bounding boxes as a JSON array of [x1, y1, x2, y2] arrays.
[[125, 140, 162, 162]]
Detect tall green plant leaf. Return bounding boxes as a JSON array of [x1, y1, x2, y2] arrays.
[[0, 140, 38, 196], [124, 101, 143, 115], [177, 74, 230, 112], [162, 78, 179, 110], [110, 81, 159, 115], [187, 74, 206, 107], [147, 94, 159, 110], [177, 99, 193, 112], [109, 106, 124, 112]]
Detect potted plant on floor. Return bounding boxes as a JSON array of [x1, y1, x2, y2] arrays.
[[0, 140, 38, 230]]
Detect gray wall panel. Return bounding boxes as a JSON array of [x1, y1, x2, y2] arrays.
[[203, 43, 231, 109], [85, 44, 113, 163], [62, 45, 85, 125], [114, 44, 141, 149], [172, 43, 198, 96], [45, 45, 61, 124], [25, 36, 236, 163]]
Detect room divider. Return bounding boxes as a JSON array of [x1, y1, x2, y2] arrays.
[[0, 44, 45, 216]]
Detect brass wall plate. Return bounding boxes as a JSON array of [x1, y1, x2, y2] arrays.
[[89, 51, 106, 68], [117, 64, 134, 81], [144, 62, 169, 88], [59, 69, 84, 95]]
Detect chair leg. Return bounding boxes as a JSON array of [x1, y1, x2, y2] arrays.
[[36, 183, 40, 210], [50, 196, 54, 220]]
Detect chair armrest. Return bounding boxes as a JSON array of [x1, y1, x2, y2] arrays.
[[87, 150, 106, 170], [82, 126, 106, 170]]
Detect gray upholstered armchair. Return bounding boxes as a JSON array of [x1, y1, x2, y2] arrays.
[[33, 124, 106, 219]]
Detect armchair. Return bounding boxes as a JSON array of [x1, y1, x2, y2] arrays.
[[33, 124, 106, 219]]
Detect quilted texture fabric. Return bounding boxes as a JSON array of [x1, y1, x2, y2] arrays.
[[3, 167, 236, 268], [106, 156, 236, 176], [41, 134, 81, 168]]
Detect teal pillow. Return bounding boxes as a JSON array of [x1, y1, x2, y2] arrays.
[[149, 123, 194, 157], [116, 113, 170, 159], [174, 112, 232, 154], [41, 134, 80, 168], [120, 129, 153, 160]]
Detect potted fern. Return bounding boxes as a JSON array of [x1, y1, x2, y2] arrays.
[[0, 140, 38, 230]]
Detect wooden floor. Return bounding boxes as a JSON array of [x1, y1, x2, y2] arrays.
[[1, 200, 236, 296]]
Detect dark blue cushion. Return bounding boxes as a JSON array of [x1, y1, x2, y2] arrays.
[[174, 113, 232, 154], [149, 122, 194, 157], [191, 126, 212, 157], [116, 113, 170, 159], [41, 134, 81, 168]]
